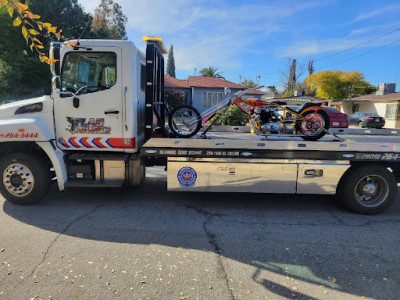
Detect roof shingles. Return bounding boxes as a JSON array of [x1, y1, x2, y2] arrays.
[[165, 75, 264, 94]]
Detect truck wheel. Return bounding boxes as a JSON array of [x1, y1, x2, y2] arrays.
[[337, 165, 397, 215], [0, 153, 51, 205]]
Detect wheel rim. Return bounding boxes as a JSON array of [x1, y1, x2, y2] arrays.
[[354, 174, 389, 208], [301, 112, 325, 136], [3, 163, 35, 197], [171, 108, 199, 136]]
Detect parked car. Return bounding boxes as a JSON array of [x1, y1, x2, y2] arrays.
[[349, 112, 385, 128], [322, 106, 349, 128]]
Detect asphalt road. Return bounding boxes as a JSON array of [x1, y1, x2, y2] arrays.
[[1, 165, 400, 300]]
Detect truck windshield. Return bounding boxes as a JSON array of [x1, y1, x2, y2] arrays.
[[60, 52, 117, 95]]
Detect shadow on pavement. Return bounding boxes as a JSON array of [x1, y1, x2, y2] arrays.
[[3, 175, 400, 299]]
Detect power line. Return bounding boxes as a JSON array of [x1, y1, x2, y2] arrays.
[[322, 38, 400, 69], [314, 26, 400, 62]]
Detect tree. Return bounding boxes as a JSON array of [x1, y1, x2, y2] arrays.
[[26, 0, 92, 40], [92, 0, 127, 40], [165, 90, 184, 110], [166, 45, 176, 78], [0, 0, 91, 100], [199, 66, 225, 79], [281, 58, 304, 96], [0, 6, 52, 100], [240, 78, 257, 88], [306, 71, 376, 100]]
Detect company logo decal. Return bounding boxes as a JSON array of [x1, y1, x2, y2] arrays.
[[66, 117, 111, 134], [177, 167, 197, 188]]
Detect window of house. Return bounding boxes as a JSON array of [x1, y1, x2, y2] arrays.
[[203, 92, 222, 107], [385, 104, 398, 119], [61, 52, 117, 96], [352, 104, 359, 113]]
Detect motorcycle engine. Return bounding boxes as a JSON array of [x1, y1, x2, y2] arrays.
[[253, 107, 283, 133]]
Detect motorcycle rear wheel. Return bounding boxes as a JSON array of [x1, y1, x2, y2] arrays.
[[298, 110, 330, 141]]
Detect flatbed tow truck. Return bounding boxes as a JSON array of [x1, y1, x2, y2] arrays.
[[0, 37, 399, 215]]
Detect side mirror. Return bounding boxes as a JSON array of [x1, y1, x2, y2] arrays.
[[73, 97, 80, 109], [224, 87, 231, 96], [50, 46, 61, 76], [55, 76, 60, 89]]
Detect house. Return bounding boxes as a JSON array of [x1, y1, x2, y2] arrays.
[[341, 83, 400, 128], [164, 75, 264, 113]]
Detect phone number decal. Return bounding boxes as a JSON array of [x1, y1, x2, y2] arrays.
[[361, 153, 400, 160], [0, 132, 39, 139]]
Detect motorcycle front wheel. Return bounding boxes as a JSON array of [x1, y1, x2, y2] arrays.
[[298, 110, 330, 141], [168, 105, 202, 138]]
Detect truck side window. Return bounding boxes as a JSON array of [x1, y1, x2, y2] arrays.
[[61, 52, 117, 95]]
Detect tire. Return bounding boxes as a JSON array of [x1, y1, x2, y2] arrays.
[[0, 153, 51, 205], [358, 121, 364, 128], [168, 105, 202, 138], [299, 110, 330, 141], [337, 165, 397, 215]]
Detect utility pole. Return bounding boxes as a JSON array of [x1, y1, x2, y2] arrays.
[[288, 59, 296, 91]]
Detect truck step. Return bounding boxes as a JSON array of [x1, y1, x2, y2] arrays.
[[65, 180, 124, 188]]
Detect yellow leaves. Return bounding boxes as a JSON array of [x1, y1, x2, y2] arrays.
[[8, 5, 13, 17], [4, 0, 65, 64], [29, 29, 39, 35], [33, 38, 42, 45], [25, 11, 40, 20], [17, 2, 27, 13], [12, 16, 21, 26], [21, 26, 28, 41]]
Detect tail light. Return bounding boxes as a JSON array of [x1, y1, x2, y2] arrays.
[[366, 117, 373, 121]]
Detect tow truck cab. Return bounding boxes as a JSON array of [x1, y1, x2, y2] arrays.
[[0, 38, 167, 199]]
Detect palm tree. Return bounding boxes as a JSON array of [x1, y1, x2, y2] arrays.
[[199, 66, 225, 79]]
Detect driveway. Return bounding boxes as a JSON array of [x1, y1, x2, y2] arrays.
[[1, 167, 400, 300]]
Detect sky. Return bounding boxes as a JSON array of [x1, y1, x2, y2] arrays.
[[80, 0, 400, 90]]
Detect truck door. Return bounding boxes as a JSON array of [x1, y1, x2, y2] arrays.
[[54, 47, 130, 151]]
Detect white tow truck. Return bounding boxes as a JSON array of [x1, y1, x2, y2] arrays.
[[0, 37, 399, 214]]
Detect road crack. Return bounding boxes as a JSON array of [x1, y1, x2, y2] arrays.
[[177, 203, 234, 300]]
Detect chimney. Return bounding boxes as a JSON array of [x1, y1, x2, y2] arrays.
[[376, 83, 396, 95]]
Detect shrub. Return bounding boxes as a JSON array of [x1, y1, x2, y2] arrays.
[[216, 105, 249, 126]]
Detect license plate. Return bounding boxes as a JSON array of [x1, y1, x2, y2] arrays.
[[375, 119, 379, 122], [333, 122, 339, 126]]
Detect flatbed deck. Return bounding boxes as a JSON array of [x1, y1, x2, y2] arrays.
[[142, 132, 400, 162]]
